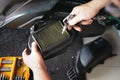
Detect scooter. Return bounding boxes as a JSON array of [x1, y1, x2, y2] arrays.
[[0, 0, 105, 37]]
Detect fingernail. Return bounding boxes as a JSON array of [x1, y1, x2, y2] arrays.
[[32, 42, 35, 44], [31, 42, 36, 46], [24, 48, 28, 52]]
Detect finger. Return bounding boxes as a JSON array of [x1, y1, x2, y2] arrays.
[[31, 42, 39, 53], [68, 15, 83, 26], [70, 9, 76, 15], [73, 25, 82, 32], [80, 19, 93, 25], [68, 26, 72, 30], [22, 48, 28, 58], [70, 6, 79, 15], [31, 42, 47, 70], [31, 42, 43, 57]]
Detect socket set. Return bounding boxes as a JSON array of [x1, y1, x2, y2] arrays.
[[0, 57, 30, 80]]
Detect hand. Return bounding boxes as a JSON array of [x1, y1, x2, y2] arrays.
[[68, 3, 99, 32], [111, 0, 120, 8], [22, 42, 51, 80], [22, 42, 46, 71]]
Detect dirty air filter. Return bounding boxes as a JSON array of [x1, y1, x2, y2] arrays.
[[34, 21, 70, 51], [28, 21, 75, 59]]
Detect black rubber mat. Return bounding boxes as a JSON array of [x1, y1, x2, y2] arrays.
[[45, 34, 86, 80], [0, 28, 30, 56], [0, 28, 86, 80]]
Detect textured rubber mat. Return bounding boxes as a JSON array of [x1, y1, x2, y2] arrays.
[[0, 28, 86, 80], [0, 28, 30, 56], [45, 33, 85, 80]]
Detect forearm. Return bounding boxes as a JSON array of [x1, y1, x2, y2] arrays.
[[33, 68, 51, 80]]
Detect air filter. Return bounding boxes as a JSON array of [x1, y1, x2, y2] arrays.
[[28, 21, 75, 59]]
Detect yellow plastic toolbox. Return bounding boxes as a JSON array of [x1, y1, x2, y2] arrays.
[[0, 57, 30, 80]]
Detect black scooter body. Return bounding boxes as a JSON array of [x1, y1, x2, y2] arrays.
[[0, 0, 59, 28], [76, 37, 114, 74], [0, 0, 106, 37], [67, 37, 115, 80]]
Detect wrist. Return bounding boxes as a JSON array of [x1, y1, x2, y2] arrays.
[[81, 1, 99, 18], [32, 68, 51, 80], [87, 0, 109, 12], [31, 63, 45, 71]]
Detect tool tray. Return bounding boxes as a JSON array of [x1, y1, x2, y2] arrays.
[[0, 57, 30, 80]]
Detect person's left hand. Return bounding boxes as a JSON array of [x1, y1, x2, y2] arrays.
[[22, 42, 46, 71], [22, 42, 51, 80]]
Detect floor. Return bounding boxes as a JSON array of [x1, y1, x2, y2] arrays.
[[0, 28, 84, 80], [84, 26, 120, 80], [0, 25, 120, 80]]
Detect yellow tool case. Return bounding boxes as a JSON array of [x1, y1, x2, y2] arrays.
[[0, 57, 30, 80]]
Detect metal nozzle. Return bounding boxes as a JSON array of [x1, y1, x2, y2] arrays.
[[62, 14, 75, 34]]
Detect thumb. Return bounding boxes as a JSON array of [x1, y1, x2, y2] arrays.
[[31, 42, 46, 69], [22, 48, 29, 60], [31, 42, 39, 53]]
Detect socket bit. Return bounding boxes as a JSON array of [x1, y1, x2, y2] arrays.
[[2, 60, 13, 64], [0, 67, 11, 72]]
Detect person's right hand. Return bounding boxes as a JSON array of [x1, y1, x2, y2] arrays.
[[111, 0, 120, 8], [67, 2, 100, 32]]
